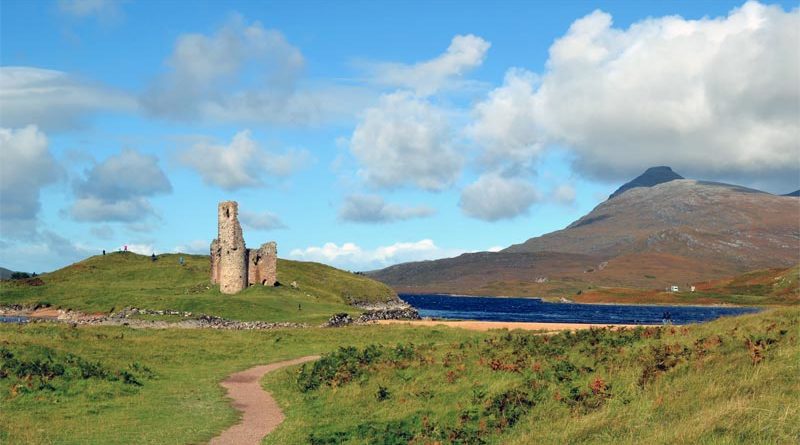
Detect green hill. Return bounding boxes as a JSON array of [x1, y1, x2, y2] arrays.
[[0, 252, 397, 323]]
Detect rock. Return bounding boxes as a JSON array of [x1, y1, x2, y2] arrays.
[[356, 307, 421, 323], [324, 313, 353, 327]]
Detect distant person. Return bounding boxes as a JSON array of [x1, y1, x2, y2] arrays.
[[124, 245, 128, 252], [179, 256, 185, 266], [102, 250, 106, 256], [151, 253, 157, 262]]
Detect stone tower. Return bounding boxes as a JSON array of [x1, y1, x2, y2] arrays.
[[211, 201, 247, 294], [210, 201, 278, 294]]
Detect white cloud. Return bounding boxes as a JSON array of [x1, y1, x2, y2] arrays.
[[70, 149, 172, 222], [486, 246, 504, 252], [290, 239, 464, 270], [141, 15, 367, 125], [0, 231, 96, 273], [370, 34, 491, 95], [459, 174, 540, 221], [350, 92, 463, 190], [174, 240, 209, 255], [125, 243, 155, 255], [240, 210, 287, 230], [338, 194, 435, 223], [178, 130, 310, 190], [552, 184, 576, 205], [57, 0, 125, 21], [467, 68, 543, 169], [0, 126, 62, 237], [0, 67, 135, 131], [471, 2, 800, 187]]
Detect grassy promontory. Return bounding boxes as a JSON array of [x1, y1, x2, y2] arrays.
[[0, 252, 397, 323]]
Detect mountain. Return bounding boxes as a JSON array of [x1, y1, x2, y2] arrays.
[[608, 166, 683, 199], [0, 267, 14, 280], [370, 169, 800, 296], [783, 190, 800, 197]]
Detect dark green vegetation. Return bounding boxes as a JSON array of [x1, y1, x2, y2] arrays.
[[264, 308, 800, 444], [0, 252, 397, 323]]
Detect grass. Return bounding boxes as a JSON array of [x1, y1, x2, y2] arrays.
[[0, 252, 397, 324], [262, 308, 799, 444], [0, 323, 482, 444], [1, 308, 797, 444]]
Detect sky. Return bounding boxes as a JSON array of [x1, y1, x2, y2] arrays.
[[1, 0, 798, 274]]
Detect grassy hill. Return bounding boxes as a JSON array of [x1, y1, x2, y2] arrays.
[[0, 252, 397, 323]]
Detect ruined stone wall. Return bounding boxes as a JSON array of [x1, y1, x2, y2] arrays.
[[216, 201, 247, 294], [247, 242, 277, 286]]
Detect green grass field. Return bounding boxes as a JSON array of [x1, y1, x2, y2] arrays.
[[0, 252, 397, 324], [1, 308, 797, 444], [262, 308, 799, 444]]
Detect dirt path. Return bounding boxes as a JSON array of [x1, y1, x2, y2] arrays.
[[376, 319, 653, 332], [209, 355, 320, 445]]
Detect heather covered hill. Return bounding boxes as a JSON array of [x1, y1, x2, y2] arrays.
[[370, 170, 800, 297]]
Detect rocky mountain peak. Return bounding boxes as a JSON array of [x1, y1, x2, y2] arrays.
[[609, 166, 684, 200]]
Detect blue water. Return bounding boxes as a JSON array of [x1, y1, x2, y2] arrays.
[[0, 316, 29, 324], [400, 294, 759, 325]]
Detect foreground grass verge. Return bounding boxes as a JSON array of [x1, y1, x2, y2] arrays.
[[0, 323, 480, 444], [0, 252, 397, 324], [263, 308, 799, 444], [1, 308, 797, 444]]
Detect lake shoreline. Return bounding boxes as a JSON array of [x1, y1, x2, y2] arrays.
[[376, 319, 657, 332]]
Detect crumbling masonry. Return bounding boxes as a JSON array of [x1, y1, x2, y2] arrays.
[[210, 201, 278, 294]]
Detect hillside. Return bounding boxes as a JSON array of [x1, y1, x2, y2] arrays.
[[370, 169, 800, 298], [0, 267, 14, 280], [0, 252, 398, 323]]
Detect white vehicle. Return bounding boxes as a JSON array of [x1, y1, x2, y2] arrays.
[[670, 285, 679, 292]]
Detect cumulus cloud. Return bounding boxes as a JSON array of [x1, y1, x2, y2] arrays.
[[338, 194, 435, 223], [459, 174, 540, 221], [350, 92, 462, 190], [179, 130, 310, 190], [240, 210, 287, 230], [174, 240, 209, 255], [289, 239, 464, 270], [0, 67, 135, 131], [467, 68, 543, 169], [471, 1, 800, 188], [70, 149, 172, 222], [369, 34, 491, 95], [141, 15, 366, 125], [0, 230, 96, 273], [552, 184, 576, 205], [0, 126, 62, 237]]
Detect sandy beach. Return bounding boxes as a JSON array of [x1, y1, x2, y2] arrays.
[[376, 319, 654, 332]]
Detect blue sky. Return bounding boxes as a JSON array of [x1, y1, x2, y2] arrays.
[[1, 0, 798, 273]]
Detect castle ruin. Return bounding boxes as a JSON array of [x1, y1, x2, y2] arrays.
[[210, 201, 278, 294]]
